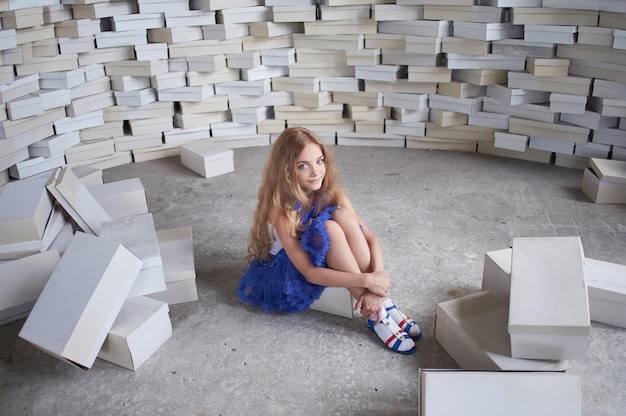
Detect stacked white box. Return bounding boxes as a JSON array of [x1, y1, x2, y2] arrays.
[[508, 236, 590, 360], [0, 250, 60, 325], [100, 213, 165, 298], [97, 296, 172, 371], [18, 232, 143, 370], [149, 226, 198, 305]]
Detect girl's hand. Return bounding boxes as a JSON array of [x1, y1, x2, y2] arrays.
[[366, 271, 391, 297], [355, 291, 386, 322]]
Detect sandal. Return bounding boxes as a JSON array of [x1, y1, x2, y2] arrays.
[[367, 314, 417, 355], [385, 302, 423, 341]]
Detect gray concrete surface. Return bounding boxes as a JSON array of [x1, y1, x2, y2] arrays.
[[1, 145, 624, 416]]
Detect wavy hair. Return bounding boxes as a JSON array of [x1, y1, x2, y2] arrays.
[[246, 127, 343, 262]]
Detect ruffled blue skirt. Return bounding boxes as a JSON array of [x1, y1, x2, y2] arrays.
[[237, 206, 338, 313]]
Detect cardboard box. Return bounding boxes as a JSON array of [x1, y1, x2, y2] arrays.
[[97, 296, 171, 371], [418, 369, 581, 416], [435, 291, 568, 371], [310, 287, 357, 319], [508, 237, 590, 360], [582, 167, 626, 204], [179, 140, 234, 179], [0, 250, 60, 325], [18, 232, 142, 370]]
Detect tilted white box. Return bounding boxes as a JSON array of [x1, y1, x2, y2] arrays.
[[179, 140, 234, 179], [88, 178, 149, 220], [509, 237, 590, 360], [0, 173, 53, 246], [435, 291, 568, 371], [18, 232, 142, 370], [97, 296, 171, 371], [0, 250, 60, 325]]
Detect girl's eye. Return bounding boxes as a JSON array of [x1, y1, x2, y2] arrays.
[[317, 158, 325, 165], [298, 163, 308, 170]]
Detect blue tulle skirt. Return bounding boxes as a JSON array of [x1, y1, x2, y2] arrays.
[[237, 206, 338, 313]]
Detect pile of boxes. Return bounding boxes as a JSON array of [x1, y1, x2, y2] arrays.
[[426, 235, 625, 415], [0, 165, 200, 371], [1, 1, 625, 188]]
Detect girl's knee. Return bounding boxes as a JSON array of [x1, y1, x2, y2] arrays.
[[331, 207, 358, 226], [324, 219, 343, 237]]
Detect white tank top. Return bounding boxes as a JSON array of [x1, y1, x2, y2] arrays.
[[268, 223, 283, 255]]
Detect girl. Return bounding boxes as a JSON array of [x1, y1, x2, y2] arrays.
[[237, 127, 421, 354]]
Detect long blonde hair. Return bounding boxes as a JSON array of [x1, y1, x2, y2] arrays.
[[246, 127, 343, 262]]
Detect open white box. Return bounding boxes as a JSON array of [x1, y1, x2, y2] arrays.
[[435, 291, 568, 371], [97, 296, 172, 371]]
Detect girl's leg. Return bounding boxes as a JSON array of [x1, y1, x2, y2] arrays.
[[323, 219, 416, 354], [323, 219, 366, 300], [330, 208, 371, 272], [327, 211, 423, 342]]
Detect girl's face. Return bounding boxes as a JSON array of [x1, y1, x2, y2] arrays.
[[296, 142, 326, 196]]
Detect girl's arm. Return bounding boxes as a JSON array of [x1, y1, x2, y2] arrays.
[[273, 212, 390, 295]]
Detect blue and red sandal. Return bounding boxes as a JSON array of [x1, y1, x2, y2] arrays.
[[367, 314, 417, 355]]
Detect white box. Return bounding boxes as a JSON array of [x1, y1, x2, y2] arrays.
[[418, 369, 581, 416], [481, 248, 513, 304], [0, 250, 60, 325], [100, 213, 165, 298], [483, 247, 626, 328], [88, 178, 149, 220], [310, 287, 357, 319], [584, 258, 626, 328], [509, 236, 590, 360], [148, 226, 198, 305], [179, 140, 234, 179], [49, 166, 112, 235], [494, 131, 528, 152], [18, 232, 142, 370], [435, 291, 568, 371], [0, 173, 53, 247], [97, 296, 171, 371], [582, 167, 626, 204]]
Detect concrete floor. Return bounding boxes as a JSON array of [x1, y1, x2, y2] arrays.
[[0, 145, 624, 416]]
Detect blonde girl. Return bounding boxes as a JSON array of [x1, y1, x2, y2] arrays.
[[237, 127, 421, 354]]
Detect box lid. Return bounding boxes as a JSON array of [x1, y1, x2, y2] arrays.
[[589, 158, 626, 184], [509, 236, 590, 335]]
